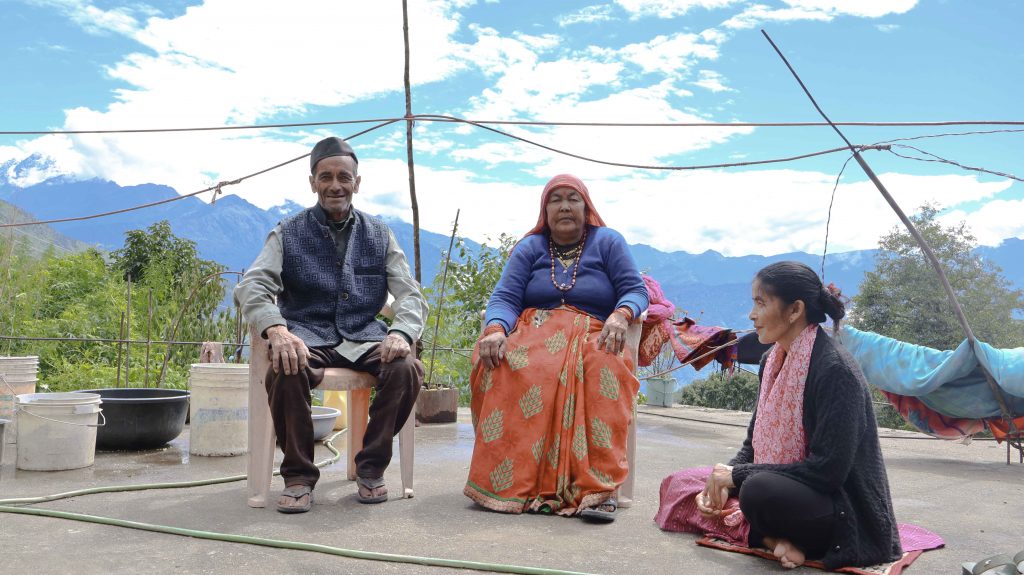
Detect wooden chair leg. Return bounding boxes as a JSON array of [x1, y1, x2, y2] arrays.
[[398, 405, 415, 498], [246, 369, 276, 508], [619, 410, 637, 509], [347, 388, 370, 481]]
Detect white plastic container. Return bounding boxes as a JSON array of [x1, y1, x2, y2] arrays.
[[15, 392, 103, 471], [0, 356, 39, 444], [188, 363, 249, 456]]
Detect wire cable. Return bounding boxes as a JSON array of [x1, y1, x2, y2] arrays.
[[887, 144, 1024, 183], [415, 113, 864, 171], [820, 153, 856, 281], [872, 128, 1024, 146], [5, 116, 1024, 135]]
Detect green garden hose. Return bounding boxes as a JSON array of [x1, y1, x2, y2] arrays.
[[0, 429, 597, 575], [0, 429, 346, 506], [0, 504, 594, 575]]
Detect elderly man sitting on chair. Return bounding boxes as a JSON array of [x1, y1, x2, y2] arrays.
[[234, 136, 427, 513]]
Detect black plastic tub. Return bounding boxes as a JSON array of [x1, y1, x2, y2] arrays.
[[74, 388, 190, 451]]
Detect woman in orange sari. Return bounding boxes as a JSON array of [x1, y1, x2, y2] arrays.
[[464, 174, 649, 522]]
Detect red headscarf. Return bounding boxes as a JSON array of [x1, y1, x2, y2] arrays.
[[523, 174, 607, 238]]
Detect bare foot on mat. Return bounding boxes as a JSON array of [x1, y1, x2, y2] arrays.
[[764, 537, 806, 569]]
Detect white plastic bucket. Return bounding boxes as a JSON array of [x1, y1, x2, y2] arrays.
[[188, 363, 249, 456], [15, 392, 103, 471], [1, 356, 39, 444]]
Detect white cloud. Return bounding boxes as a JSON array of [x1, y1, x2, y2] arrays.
[[723, 4, 830, 29], [876, 23, 900, 33], [557, 5, 615, 27], [27, 0, 145, 37], [613, 31, 723, 75], [693, 69, 734, 92], [4, 1, 469, 198], [615, 0, 744, 19], [724, 0, 917, 29], [455, 79, 753, 179], [942, 198, 1024, 246], [785, 0, 917, 19]]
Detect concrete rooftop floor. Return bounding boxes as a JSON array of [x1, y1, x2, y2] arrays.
[[1, 405, 1022, 575]]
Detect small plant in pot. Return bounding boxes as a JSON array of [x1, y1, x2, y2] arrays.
[[639, 345, 681, 408]]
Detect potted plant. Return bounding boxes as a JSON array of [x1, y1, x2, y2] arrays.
[[417, 233, 516, 424], [640, 346, 681, 408]]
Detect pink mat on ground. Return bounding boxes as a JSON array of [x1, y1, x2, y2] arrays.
[[695, 523, 943, 575]]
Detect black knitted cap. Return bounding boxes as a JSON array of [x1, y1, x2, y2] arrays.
[[309, 137, 358, 174]]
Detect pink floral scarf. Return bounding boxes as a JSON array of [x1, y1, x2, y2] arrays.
[[752, 323, 818, 464]]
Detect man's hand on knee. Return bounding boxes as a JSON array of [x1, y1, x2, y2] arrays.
[[266, 325, 311, 375], [378, 333, 411, 363]]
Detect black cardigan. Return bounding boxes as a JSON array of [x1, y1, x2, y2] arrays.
[[728, 326, 903, 569]]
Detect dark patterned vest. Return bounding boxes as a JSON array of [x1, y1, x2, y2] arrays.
[[278, 207, 389, 347]]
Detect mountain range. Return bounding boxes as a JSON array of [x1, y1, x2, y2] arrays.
[[2, 162, 1023, 380]]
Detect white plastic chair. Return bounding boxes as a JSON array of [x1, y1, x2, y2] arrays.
[[245, 307, 414, 508]]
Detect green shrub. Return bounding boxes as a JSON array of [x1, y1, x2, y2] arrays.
[[679, 369, 760, 412]]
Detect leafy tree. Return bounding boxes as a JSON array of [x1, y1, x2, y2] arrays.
[[0, 222, 237, 392], [421, 234, 516, 404], [853, 204, 1024, 350]]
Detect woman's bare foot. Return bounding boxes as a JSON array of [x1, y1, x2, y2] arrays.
[[763, 537, 806, 569]]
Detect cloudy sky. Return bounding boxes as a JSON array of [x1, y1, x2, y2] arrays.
[[1, 0, 1022, 257]]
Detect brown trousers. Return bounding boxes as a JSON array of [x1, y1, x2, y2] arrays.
[[264, 344, 422, 488]]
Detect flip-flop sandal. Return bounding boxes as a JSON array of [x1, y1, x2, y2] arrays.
[[356, 476, 388, 504], [276, 485, 313, 514], [962, 553, 1022, 575], [579, 497, 617, 523]]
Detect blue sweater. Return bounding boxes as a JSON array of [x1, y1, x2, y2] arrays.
[[485, 226, 649, 333]]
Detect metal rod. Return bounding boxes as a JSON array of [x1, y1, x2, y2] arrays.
[[425, 210, 460, 388], [234, 270, 244, 363], [145, 289, 153, 388], [125, 273, 132, 387], [402, 0, 422, 284], [2, 229, 17, 355], [115, 312, 125, 388], [761, 29, 1020, 442]]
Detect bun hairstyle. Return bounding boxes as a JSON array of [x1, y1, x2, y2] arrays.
[[755, 261, 846, 329]]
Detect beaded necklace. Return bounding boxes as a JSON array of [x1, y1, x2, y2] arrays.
[[549, 228, 587, 297]]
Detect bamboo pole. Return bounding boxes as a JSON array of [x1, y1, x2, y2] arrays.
[[402, 0, 422, 283]]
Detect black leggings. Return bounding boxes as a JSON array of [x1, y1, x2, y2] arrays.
[[738, 471, 837, 559]]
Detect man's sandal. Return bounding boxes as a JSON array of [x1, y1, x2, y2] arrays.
[[356, 476, 388, 504], [962, 551, 1024, 575], [579, 497, 617, 523], [276, 485, 313, 514]]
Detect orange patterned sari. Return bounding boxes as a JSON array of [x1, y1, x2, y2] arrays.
[[464, 306, 639, 515]]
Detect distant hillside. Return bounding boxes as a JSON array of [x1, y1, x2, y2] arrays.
[[0, 176, 465, 288], [0, 199, 91, 257]]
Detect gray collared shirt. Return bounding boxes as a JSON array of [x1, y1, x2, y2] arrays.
[[234, 210, 428, 361]]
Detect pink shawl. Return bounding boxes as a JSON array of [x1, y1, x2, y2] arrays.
[[752, 323, 818, 464]]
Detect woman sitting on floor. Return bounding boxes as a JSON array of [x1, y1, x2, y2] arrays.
[[464, 174, 649, 523], [655, 261, 902, 569]]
